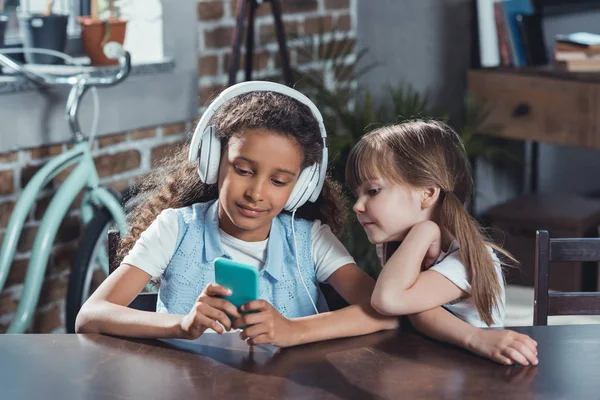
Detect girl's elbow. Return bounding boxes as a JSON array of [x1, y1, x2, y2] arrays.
[[75, 317, 91, 334], [75, 304, 99, 334], [370, 292, 398, 316]]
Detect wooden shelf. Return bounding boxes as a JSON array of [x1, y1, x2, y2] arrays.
[[468, 68, 600, 150]]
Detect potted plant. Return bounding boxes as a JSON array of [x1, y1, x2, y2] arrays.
[[78, 0, 127, 66], [19, 0, 69, 64]]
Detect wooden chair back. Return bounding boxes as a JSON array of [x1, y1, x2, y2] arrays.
[[534, 230, 600, 325]]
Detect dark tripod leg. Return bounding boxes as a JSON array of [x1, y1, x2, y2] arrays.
[[245, 0, 257, 81], [270, 0, 293, 86], [229, 0, 248, 86]]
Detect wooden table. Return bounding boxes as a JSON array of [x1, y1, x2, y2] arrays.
[[1, 325, 599, 399]]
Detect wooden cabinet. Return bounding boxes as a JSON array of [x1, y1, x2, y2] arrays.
[[467, 69, 600, 149]]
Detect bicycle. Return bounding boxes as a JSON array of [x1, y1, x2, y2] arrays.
[[0, 50, 133, 333]]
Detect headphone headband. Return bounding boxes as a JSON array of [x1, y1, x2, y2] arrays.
[[188, 81, 327, 163]]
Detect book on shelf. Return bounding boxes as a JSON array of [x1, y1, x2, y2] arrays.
[[516, 13, 548, 66], [555, 58, 600, 72], [477, 0, 501, 67], [500, 0, 534, 67], [556, 32, 600, 50], [554, 51, 600, 62], [493, 1, 511, 66], [555, 41, 600, 55]]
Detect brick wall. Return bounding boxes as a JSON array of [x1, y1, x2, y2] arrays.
[[197, 0, 355, 104], [0, 0, 355, 333]]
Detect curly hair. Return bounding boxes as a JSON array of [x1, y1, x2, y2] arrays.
[[118, 91, 347, 261]]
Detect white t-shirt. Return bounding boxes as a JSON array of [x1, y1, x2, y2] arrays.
[[429, 240, 506, 328], [122, 208, 355, 283], [376, 240, 506, 328]]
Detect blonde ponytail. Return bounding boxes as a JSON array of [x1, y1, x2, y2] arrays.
[[440, 191, 501, 326]]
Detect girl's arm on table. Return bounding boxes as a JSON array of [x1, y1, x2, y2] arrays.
[[233, 263, 399, 347], [409, 307, 538, 366], [75, 263, 241, 339], [298, 262, 400, 342]]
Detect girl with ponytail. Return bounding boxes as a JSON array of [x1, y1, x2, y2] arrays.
[[346, 120, 539, 366]]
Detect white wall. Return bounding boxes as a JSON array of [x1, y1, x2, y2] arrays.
[[356, 0, 472, 121]]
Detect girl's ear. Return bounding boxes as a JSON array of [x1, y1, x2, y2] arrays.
[[421, 186, 441, 209]]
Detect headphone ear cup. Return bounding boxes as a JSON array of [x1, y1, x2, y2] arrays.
[[300, 163, 320, 208], [303, 164, 321, 204], [285, 164, 318, 211], [309, 146, 327, 203], [197, 125, 221, 184], [285, 167, 309, 211]]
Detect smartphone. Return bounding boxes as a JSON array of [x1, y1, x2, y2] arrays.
[[214, 257, 260, 321]]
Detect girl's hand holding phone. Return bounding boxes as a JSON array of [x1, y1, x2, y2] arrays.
[[233, 300, 298, 347], [179, 283, 242, 339]]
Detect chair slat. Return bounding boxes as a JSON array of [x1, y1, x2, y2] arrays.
[[548, 292, 600, 316], [534, 230, 550, 326], [107, 229, 157, 312], [129, 292, 158, 312], [549, 238, 600, 262], [108, 229, 121, 275]]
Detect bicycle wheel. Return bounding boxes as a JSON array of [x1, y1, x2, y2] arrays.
[[65, 205, 114, 333]]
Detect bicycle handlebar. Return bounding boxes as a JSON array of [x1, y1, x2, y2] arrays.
[[0, 51, 132, 88], [0, 51, 132, 142]]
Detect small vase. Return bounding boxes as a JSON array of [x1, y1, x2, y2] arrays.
[[78, 16, 127, 66]]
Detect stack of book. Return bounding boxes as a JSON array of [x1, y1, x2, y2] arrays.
[[554, 32, 600, 72], [478, 0, 547, 68]]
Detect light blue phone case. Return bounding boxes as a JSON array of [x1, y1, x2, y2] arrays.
[[214, 257, 260, 320]]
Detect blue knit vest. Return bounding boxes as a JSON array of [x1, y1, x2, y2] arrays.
[[156, 199, 329, 318]]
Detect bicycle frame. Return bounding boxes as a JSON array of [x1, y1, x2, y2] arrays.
[[0, 141, 127, 333]]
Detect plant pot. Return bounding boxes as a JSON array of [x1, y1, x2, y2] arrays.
[[0, 14, 8, 49], [78, 17, 127, 66], [19, 14, 69, 64]]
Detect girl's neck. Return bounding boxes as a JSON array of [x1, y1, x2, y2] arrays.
[[221, 225, 271, 242], [217, 207, 271, 242]]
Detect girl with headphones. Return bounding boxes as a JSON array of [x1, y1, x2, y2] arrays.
[[75, 82, 400, 346]]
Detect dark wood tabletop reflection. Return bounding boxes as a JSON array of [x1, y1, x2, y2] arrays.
[[1, 325, 599, 399]]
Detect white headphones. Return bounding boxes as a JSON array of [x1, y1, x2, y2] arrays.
[[188, 81, 328, 212]]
